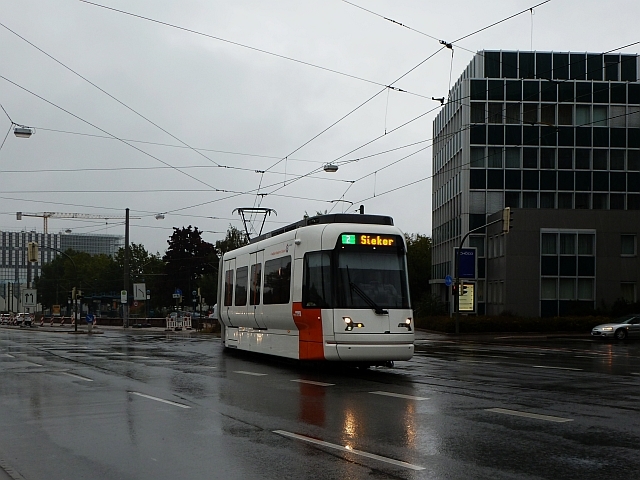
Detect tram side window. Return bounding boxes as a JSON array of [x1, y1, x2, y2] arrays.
[[250, 263, 261, 305], [224, 269, 234, 306], [302, 252, 332, 308], [263, 256, 292, 304], [235, 266, 248, 306]]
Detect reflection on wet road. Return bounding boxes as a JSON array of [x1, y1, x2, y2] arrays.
[[0, 328, 639, 479]]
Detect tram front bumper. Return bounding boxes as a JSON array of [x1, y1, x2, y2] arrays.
[[325, 340, 414, 361]]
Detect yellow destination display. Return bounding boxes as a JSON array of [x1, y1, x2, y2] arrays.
[[341, 234, 396, 247]]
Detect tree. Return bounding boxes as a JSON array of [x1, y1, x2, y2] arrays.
[[35, 249, 120, 312], [214, 225, 248, 256], [404, 233, 432, 306], [162, 226, 218, 308], [115, 243, 165, 312]]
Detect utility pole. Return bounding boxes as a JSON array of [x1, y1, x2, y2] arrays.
[[123, 208, 130, 328]]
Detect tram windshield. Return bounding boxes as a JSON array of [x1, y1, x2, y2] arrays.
[[302, 245, 411, 310], [336, 251, 410, 310]]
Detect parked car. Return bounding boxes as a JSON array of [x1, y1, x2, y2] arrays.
[[591, 314, 640, 340]]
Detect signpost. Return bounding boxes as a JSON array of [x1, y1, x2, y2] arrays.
[[22, 289, 37, 309], [458, 283, 475, 313], [120, 290, 127, 304], [133, 283, 146, 301]]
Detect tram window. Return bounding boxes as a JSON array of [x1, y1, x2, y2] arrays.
[[224, 269, 234, 306], [303, 252, 332, 308], [263, 256, 292, 304], [250, 263, 262, 305], [336, 251, 409, 309], [235, 266, 248, 306]]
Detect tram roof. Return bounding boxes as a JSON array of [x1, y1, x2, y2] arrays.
[[250, 213, 394, 244]]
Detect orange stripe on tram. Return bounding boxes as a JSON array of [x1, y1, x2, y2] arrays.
[[292, 302, 324, 360]]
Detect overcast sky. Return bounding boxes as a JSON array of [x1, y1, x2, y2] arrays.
[[1, 0, 639, 254]]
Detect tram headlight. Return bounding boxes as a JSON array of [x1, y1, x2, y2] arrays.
[[343, 317, 352, 324], [405, 318, 412, 325]]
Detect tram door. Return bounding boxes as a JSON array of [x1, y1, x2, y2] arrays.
[[250, 251, 266, 328], [223, 258, 235, 326]]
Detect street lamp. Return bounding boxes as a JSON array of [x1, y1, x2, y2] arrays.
[[13, 125, 34, 138], [323, 163, 338, 173]]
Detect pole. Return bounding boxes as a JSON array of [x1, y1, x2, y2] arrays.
[[454, 217, 504, 334], [123, 208, 130, 328]]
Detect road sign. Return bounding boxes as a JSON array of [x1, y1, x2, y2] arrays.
[[133, 301, 139, 307], [454, 247, 477, 279], [133, 283, 146, 301], [172, 293, 181, 299], [459, 283, 475, 312], [175, 288, 182, 296], [22, 289, 37, 307], [444, 275, 453, 287], [120, 290, 127, 303]]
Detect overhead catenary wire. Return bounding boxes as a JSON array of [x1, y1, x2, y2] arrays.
[[77, 0, 433, 100], [127, 2, 579, 219], [0, 74, 226, 192]]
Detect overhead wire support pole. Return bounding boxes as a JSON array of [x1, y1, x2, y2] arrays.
[[123, 208, 130, 329]]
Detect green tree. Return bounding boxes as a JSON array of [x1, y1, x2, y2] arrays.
[[214, 225, 248, 256], [162, 226, 218, 308], [404, 233, 432, 304], [115, 243, 165, 312], [35, 249, 120, 312]]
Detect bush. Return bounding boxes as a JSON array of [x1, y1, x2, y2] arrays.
[[415, 315, 608, 334]]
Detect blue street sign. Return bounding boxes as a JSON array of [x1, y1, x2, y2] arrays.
[[175, 288, 182, 296], [456, 248, 476, 279], [444, 275, 453, 286]]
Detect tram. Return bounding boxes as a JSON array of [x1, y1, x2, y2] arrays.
[[216, 213, 414, 362]]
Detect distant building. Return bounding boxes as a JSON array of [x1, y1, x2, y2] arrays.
[[0, 230, 123, 287], [431, 51, 640, 317]]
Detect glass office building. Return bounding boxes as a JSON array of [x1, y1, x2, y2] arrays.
[[431, 51, 640, 317], [0, 231, 123, 311]]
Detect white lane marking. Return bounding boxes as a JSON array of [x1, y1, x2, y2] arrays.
[[291, 379, 334, 387], [274, 430, 425, 471], [631, 373, 640, 376], [234, 371, 268, 376], [532, 365, 583, 371], [60, 372, 93, 382], [369, 391, 429, 401], [494, 335, 549, 339], [25, 361, 42, 366], [128, 356, 149, 359], [456, 359, 497, 364], [199, 366, 217, 369], [2, 354, 15, 358], [486, 408, 573, 423], [128, 392, 191, 409]]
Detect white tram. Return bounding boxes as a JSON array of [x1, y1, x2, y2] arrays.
[[216, 214, 414, 362]]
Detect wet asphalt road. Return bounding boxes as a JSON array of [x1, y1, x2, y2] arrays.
[[0, 327, 639, 480]]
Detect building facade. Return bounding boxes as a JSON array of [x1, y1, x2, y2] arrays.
[[0, 230, 123, 311], [431, 51, 640, 317]]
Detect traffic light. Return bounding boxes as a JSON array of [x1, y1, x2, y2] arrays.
[[502, 207, 513, 233], [76, 290, 83, 300], [27, 242, 38, 262], [451, 284, 458, 296], [71, 287, 77, 300]]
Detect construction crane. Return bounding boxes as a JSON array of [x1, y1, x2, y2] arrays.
[[16, 212, 137, 234]]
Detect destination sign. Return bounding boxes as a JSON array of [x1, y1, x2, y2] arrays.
[[341, 234, 397, 247]]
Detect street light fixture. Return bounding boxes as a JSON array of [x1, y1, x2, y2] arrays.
[[323, 163, 338, 173], [13, 125, 34, 138]]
